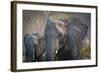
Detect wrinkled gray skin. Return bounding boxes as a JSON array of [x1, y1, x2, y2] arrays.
[[24, 33, 46, 62], [45, 14, 90, 61], [60, 17, 88, 60], [45, 18, 66, 61], [57, 15, 90, 60]]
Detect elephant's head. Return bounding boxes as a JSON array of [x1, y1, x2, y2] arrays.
[[24, 34, 36, 62], [45, 18, 66, 61], [24, 33, 44, 62]]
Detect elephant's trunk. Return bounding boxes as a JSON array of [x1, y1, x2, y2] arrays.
[[45, 18, 59, 61]]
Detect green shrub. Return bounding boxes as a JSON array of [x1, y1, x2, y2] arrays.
[[80, 47, 91, 59]]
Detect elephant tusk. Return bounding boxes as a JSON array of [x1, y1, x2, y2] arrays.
[[56, 50, 58, 54], [42, 52, 46, 57]]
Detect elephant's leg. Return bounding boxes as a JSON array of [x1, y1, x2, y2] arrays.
[[64, 32, 79, 60], [37, 53, 46, 61], [69, 39, 80, 60], [70, 47, 79, 60], [25, 46, 34, 62]]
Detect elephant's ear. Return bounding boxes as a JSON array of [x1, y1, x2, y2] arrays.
[[31, 35, 39, 45], [64, 16, 88, 50], [55, 20, 66, 37]]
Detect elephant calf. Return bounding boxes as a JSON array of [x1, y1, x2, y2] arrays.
[[24, 33, 46, 62]]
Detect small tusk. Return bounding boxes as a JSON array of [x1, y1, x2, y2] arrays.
[[43, 52, 46, 56]]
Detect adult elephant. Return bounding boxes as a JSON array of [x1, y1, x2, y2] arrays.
[[45, 18, 67, 61], [45, 14, 89, 61], [24, 33, 46, 62]]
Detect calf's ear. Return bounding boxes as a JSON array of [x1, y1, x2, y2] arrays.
[[32, 36, 39, 45]]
